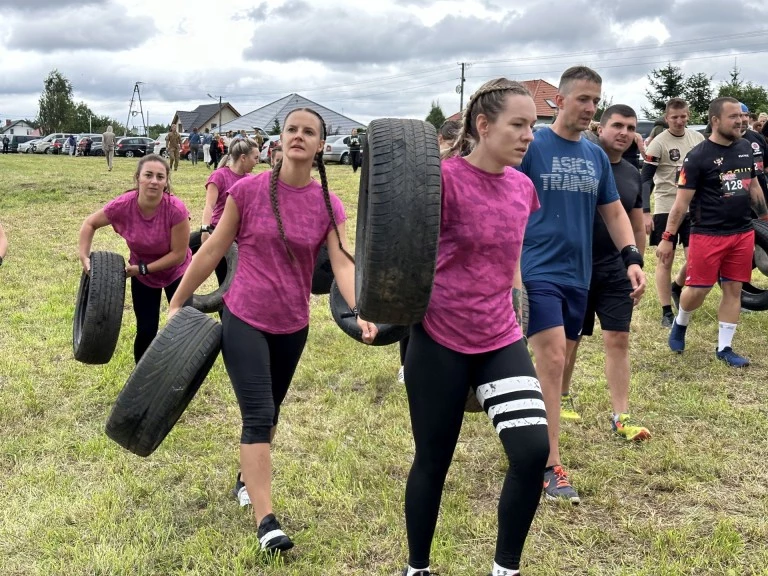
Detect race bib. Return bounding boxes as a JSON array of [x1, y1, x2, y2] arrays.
[[720, 168, 751, 197]]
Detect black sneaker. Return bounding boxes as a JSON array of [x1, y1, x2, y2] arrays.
[[257, 513, 294, 552], [231, 472, 251, 507], [671, 282, 683, 311], [661, 310, 675, 328]]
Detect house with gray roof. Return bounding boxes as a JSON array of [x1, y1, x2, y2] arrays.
[[171, 102, 240, 133], [218, 94, 365, 136]]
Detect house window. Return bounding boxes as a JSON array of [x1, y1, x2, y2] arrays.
[[211, 123, 217, 129], [545, 99, 556, 108], [178, 124, 183, 132], [9, 129, 13, 134]]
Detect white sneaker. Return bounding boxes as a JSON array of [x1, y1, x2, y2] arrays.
[[397, 365, 405, 384], [232, 472, 251, 507]]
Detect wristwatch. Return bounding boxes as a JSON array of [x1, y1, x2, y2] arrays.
[[201, 224, 213, 233]]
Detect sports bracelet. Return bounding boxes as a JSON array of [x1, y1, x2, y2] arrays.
[[620, 245, 644, 269], [661, 230, 675, 242], [138, 261, 149, 275], [0, 255, 3, 266]]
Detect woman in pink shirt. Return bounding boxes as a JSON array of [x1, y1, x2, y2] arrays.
[[400, 80, 548, 576], [200, 138, 260, 285], [168, 108, 376, 553], [78, 155, 192, 363]]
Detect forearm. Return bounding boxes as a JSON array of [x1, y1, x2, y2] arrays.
[[604, 208, 636, 249], [78, 223, 96, 260], [0, 225, 7, 259], [630, 210, 645, 254], [664, 202, 688, 234], [333, 257, 357, 310], [145, 249, 187, 272]]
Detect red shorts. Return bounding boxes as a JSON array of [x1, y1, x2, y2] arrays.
[[685, 230, 754, 286]]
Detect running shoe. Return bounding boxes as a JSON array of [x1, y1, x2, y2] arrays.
[[232, 472, 251, 507], [258, 513, 294, 553], [670, 282, 682, 311], [543, 465, 580, 504], [661, 310, 675, 328], [612, 413, 651, 441], [668, 321, 687, 353], [401, 569, 438, 576], [715, 347, 750, 368], [397, 365, 405, 384], [560, 393, 581, 422]]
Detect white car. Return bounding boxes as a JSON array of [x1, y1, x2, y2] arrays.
[[153, 132, 189, 156], [259, 135, 282, 163], [323, 135, 352, 164], [18, 139, 42, 153]]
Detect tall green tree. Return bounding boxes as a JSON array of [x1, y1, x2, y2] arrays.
[[683, 72, 714, 124], [425, 100, 446, 129], [594, 94, 614, 122], [642, 63, 686, 118], [269, 118, 281, 135], [37, 70, 75, 134], [717, 67, 768, 115]]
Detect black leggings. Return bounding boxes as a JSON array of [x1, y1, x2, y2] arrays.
[[404, 323, 549, 571], [399, 335, 409, 365], [130, 276, 182, 363], [221, 306, 308, 444]]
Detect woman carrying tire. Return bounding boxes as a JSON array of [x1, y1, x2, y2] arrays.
[[200, 138, 260, 285], [168, 108, 377, 553], [400, 80, 548, 576], [78, 154, 191, 363]]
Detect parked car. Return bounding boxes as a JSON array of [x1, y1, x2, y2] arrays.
[[49, 137, 67, 155], [18, 138, 42, 153], [116, 137, 155, 158], [259, 135, 282, 163], [77, 135, 104, 156], [34, 139, 56, 154], [153, 132, 189, 156], [180, 137, 204, 161], [323, 134, 352, 164], [7, 135, 39, 153]]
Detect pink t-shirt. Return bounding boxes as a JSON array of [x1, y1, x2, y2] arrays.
[[103, 190, 192, 289], [422, 156, 540, 353], [223, 171, 347, 333], [205, 167, 247, 226]]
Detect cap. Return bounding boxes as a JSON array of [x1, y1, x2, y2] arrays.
[[740, 102, 749, 113]]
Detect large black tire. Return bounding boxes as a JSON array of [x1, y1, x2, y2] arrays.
[[741, 220, 768, 311], [354, 118, 441, 325], [329, 280, 408, 346], [188, 230, 238, 313], [311, 244, 333, 295], [73, 251, 126, 364], [105, 307, 222, 457]]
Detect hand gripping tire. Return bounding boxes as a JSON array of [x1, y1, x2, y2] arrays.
[[105, 307, 222, 457], [311, 244, 333, 295], [329, 280, 408, 346], [188, 230, 238, 313], [73, 251, 126, 364], [740, 220, 768, 311], [354, 118, 441, 325]]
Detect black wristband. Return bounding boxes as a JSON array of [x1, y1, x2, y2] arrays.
[[621, 245, 644, 269], [138, 261, 149, 275], [0, 255, 3, 266]]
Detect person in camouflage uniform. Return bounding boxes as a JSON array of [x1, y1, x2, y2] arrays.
[[166, 125, 182, 171]]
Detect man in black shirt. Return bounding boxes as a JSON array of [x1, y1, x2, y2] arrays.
[[562, 104, 650, 441], [348, 128, 362, 173], [739, 102, 768, 202], [658, 97, 768, 367]]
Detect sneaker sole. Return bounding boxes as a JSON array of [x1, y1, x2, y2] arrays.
[[544, 492, 581, 505], [262, 537, 294, 553], [618, 429, 651, 442]]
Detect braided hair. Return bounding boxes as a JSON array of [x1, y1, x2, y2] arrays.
[[270, 107, 355, 264], [445, 78, 532, 159]]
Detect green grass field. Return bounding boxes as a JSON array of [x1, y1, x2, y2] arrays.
[[1, 154, 768, 576]]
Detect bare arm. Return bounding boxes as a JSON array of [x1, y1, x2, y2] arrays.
[[78, 209, 111, 272], [512, 242, 523, 320], [201, 183, 219, 236], [169, 197, 239, 314], [150, 219, 190, 271], [749, 178, 768, 218], [664, 188, 695, 235], [635, 132, 646, 158], [0, 223, 7, 261], [597, 200, 637, 249], [629, 207, 645, 255]]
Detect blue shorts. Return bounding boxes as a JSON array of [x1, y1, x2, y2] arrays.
[[525, 281, 589, 341]]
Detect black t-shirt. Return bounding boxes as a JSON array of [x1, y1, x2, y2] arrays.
[[592, 158, 642, 271], [742, 130, 768, 200], [679, 138, 756, 235], [622, 138, 640, 169]]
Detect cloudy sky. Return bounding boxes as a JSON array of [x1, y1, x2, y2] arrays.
[[1, 0, 767, 131]]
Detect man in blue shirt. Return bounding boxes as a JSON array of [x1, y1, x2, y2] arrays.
[[520, 66, 646, 504]]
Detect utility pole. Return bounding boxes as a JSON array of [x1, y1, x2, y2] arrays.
[[207, 93, 223, 132], [456, 62, 469, 112]]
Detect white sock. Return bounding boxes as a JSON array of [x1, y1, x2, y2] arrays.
[[718, 322, 737, 351], [676, 305, 692, 327], [492, 562, 520, 576], [406, 566, 430, 576]]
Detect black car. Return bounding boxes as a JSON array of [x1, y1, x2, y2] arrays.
[[115, 137, 155, 158], [7, 134, 38, 153]]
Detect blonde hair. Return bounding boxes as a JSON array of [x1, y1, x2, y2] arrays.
[[444, 78, 532, 159]]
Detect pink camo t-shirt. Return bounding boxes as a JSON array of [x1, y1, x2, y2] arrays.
[[223, 171, 347, 333], [103, 190, 192, 289], [206, 167, 247, 227], [422, 156, 540, 353]]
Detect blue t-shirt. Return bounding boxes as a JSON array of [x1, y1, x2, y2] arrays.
[[202, 133, 212, 145], [520, 128, 619, 289], [189, 132, 201, 146]]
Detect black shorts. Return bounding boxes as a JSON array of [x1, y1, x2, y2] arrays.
[[649, 213, 691, 249], [581, 267, 634, 336]]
